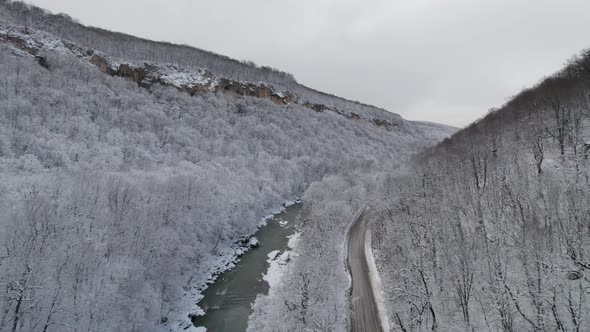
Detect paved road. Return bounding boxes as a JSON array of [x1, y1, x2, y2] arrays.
[[347, 207, 383, 332]]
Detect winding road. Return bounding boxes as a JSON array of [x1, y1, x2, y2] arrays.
[[347, 206, 384, 332]]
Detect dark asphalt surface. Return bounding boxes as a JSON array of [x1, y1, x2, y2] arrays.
[[347, 207, 383, 332]]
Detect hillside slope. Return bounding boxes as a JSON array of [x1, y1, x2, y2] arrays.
[[0, 0, 453, 138], [369, 46, 590, 330], [0, 2, 454, 332]]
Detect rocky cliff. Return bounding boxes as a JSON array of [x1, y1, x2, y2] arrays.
[[1, 25, 407, 130]]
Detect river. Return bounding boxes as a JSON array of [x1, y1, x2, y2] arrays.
[[193, 203, 305, 331]]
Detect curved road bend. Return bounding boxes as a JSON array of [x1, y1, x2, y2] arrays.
[[347, 206, 383, 332]]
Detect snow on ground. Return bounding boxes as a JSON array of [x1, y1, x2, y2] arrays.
[[159, 66, 213, 88], [263, 251, 290, 287], [0, 26, 71, 56], [181, 326, 206, 332], [0, 25, 223, 96], [287, 232, 301, 248], [261, 232, 301, 288], [248, 237, 260, 248], [257, 198, 299, 227], [365, 230, 391, 332], [267, 250, 281, 261]]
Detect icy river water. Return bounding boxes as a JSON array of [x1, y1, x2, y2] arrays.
[[193, 203, 305, 331]]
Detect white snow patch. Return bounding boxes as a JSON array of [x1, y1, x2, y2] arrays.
[[287, 232, 301, 249], [262, 198, 300, 224], [182, 326, 206, 332], [263, 251, 291, 287], [285, 198, 301, 207], [261, 232, 301, 288], [0, 26, 76, 57], [267, 250, 281, 260], [257, 197, 301, 227], [365, 230, 391, 332], [248, 237, 259, 247], [160, 68, 211, 87], [109, 61, 120, 71]]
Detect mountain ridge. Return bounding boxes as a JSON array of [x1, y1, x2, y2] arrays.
[[0, 0, 450, 132]]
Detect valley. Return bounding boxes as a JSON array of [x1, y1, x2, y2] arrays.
[[1, 1, 589, 332], [193, 203, 304, 331]]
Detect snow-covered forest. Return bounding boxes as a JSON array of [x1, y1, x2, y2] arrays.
[[8, 1, 589, 332], [245, 32, 590, 332], [0, 2, 455, 331], [367, 51, 590, 330]]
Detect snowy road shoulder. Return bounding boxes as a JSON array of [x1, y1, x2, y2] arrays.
[[365, 230, 391, 332]]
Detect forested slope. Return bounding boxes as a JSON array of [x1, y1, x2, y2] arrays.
[[370, 47, 590, 331], [0, 2, 454, 332]]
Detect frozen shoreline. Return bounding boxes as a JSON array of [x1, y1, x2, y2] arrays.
[[261, 232, 301, 288], [166, 198, 301, 332]]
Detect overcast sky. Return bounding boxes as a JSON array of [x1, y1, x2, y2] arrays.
[[25, 0, 590, 127]]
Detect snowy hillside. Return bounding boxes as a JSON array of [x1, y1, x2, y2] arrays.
[[366, 47, 590, 330], [246, 29, 590, 332], [0, 2, 454, 332], [0, 0, 451, 137]]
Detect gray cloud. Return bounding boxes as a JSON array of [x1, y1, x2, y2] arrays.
[[26, 0, 590, 127]]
